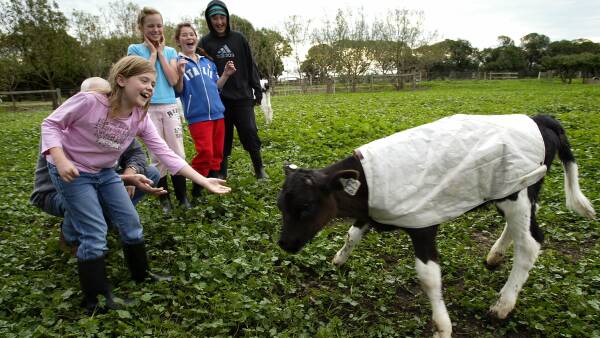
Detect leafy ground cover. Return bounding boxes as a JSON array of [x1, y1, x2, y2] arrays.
[[0, 80, 598, 337]]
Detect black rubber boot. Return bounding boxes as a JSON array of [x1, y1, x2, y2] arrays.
[[218, 157, 228, 179], [191, 183, 203, 198], [78, 256, 120, 314], [208, 170, 220, 178], [249, 150, 269, 179], [171, 175, 192, 209], [157, 176, 172, 215], [123, 242, 172, 283]]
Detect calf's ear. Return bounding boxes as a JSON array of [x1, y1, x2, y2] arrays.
[[283, 162, 298, 176], [328, 170, 361, 195]]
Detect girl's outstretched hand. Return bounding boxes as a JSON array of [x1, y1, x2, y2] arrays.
[[122, 174, 167, 196], [204, 178, 231, 194]]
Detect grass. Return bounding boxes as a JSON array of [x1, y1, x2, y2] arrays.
[[0, 79, 599, 337]]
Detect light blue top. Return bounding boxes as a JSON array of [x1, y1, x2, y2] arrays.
[[127, 43, 177, 104]]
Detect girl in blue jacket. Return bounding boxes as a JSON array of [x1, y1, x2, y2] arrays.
[[175, 22, 236, 197]]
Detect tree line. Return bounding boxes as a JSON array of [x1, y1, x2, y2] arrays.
[[1, 0, 599, 94]]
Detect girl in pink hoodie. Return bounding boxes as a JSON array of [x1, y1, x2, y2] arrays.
[[41, 55, 230, 313]]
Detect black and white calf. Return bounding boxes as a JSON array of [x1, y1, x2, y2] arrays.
[[259, 79, 273, 124], [277, 114, 595, 338]]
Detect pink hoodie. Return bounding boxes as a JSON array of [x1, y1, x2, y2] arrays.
[[41, 91, 187, 174]]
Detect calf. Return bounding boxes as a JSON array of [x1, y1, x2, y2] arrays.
[[277, 114, 595, 338], [259, 79, 273, 124]]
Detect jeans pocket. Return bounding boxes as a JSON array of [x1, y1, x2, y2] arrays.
[[47, 162, 73, 189], [47, 162, 57, 174]]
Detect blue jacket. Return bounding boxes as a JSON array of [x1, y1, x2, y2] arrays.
[[177, 53, 225, 125]]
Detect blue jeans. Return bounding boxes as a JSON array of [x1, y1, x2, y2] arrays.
[[46, 165, 160, 246], [48, 163, 144, 261]]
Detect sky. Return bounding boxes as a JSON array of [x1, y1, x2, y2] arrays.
[[54, 0, 600, 48], [54, 0, 600, 75]]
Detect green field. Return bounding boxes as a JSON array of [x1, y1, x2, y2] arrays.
[[1, 80, 599, 337]]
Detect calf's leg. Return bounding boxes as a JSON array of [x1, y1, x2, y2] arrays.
[[332, 221, 368, 266], [485, 221, 512, 269], [407, 226, 452, 338], [490, 189, 541, 319]]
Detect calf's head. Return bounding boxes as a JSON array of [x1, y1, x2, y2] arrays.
[[277, 164, 359, 253]]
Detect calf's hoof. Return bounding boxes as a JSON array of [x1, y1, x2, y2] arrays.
[[483, 259, 501, 271], [433, 331, 451, 338], [488, 301, 514, 320], [484, 253, 505, 270], [331, 254, 347, 267]]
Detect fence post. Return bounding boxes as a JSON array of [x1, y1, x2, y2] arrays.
[[51, 88, 58, 109], [333, 77, 336, 95], [56, 88, 62, 105]]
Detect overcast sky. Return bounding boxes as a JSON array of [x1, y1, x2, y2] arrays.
[[55, 0, 600, 49], [54, 0, 599, 76]]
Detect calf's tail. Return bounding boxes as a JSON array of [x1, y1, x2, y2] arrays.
[[533, 115, 596, 219]]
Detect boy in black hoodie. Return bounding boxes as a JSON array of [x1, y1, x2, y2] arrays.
[[199, 0, 268, 179]]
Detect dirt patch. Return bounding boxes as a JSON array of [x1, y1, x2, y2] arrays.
[[470, 230, 497, 250], [543, 235, 598, 262]]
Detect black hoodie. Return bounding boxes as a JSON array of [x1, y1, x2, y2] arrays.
[[200, 0, 262, 104]]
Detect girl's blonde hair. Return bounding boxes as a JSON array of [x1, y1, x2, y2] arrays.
[[107, 55, 156, 118], [137, 7, 162, 39]]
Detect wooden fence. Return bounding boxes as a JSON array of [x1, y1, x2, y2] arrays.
[[0, 88, 62, 110], [273, 73, 421, 96], [485, 72, 519, 80]]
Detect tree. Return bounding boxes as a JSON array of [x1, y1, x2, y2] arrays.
[[414, 42, 447, 78], [69, 3, 140, 78], [253, 28, 291, 82], [480, 36, 528, 73], [497, 35, 515, 47], [368, 40, 396, 75], [226, 15, 290, 83], [71, 10, 104, 46], [372, 8, 434, 89], [335, 39, 372, 92], [421, 39, 478, 79], [300, 44, 335, 86], [326, 9, 372, 92], [0, 32, 28, 92], [311, 12, 345, 81], [548, 39, 600, 56], [542, 53, 600, 83], [282, 15, 311, 82], [1, 0, 84, 92], [311, 8, 371, 91], [446, 39, 479, 71], [100, 1, 140, 38], [0, 54, 28, 94], [71, 10, 108, 77], [520, 33, 550, 72], [230, 14, 256, 41]]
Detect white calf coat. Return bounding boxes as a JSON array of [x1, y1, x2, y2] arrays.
[[357, 114, 547, 228]]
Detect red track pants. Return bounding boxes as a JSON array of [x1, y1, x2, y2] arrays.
[[188, 119, 225, 176]]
